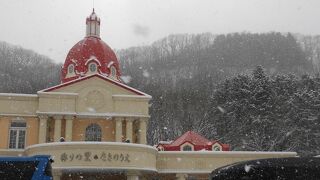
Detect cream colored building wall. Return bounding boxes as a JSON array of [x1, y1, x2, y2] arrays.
[[0, 78, 150, 119], [0, 94, 38, 115], [113, 96, 149, 115], [25, 142, 158, 172], [26, 117, 39, 146], [42, 77, 150, 116], [157, 151, 297, 174], [72, 119, 115, 141], [38, 92, 77, 113], [22, 143, 297, 176], [74, 85, 113, 113], [0, 77, 150, 149], [0, 117, 10, 148], [0, 116, 38, 149]]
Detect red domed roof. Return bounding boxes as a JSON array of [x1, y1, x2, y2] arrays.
[[61, 10, 121, 83]]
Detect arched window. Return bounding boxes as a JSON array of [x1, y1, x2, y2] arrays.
[[182, 145, 192, 151], [85, 124, 101, 141], [89, 63, 97, 72], [110, 66, 116, 77], [212, 144, 222, 151], [157, 146, 164, 151], [68, 64, 74, 74], [9, 119, 26, 149]]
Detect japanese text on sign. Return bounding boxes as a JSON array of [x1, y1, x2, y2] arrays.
[[60, 152, 131, 163]]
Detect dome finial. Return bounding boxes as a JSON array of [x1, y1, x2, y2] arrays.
[[86, 8, 100, 38], [92, 0, 95, 12]]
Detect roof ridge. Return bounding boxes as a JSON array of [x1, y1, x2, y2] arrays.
[[39, 74, 151, 97]]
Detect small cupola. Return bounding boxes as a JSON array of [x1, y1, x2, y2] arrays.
[[86, 9, 101, 38]]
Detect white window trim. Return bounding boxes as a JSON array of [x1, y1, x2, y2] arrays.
[[212, 143, 222, 151], [110, 66, 117, 77], [8, 119, 27, 149], [157, 145, 164, 151], [180, 142, 194, 151], [85, 57, 102, 66], [66, 64, 76, 78], [87, 62, 98, 74], [68, 64, 75, 74], [85, 123, 102, 142]]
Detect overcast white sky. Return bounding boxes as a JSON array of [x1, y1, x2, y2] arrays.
[[0, 0, 319, 63]]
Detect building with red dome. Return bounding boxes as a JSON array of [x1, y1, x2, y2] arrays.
[[0, 9, 297, 180], [62, 9, 121, 83]]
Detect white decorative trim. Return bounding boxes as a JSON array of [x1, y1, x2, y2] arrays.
[[85, 56, 102, 66], [11, 117, 26, 121], [70, 59, 78, 66], [158, 151, 298, 156], [0, 114, 37, 117], [36, 111, 77, 116], [25, 141, 158, 151], [94, 74, 152, 97], [0, 93, 38, 98], [112, 95, 151, 100], [0, 149, 25, 152], [180, 142, 194, 151], [76, 112, 150, 118], [212, 143, 222, 151], [37, 92, 78, 98], [98, 69, 108, 77], [35, 111, 150, 119], [38, 74, 152, 98], [53, 166, 157, 172], [85, 90, 105, 109], [67, 64, 75, 75], [38, 76, 90, 92], [107, 61, 114, 68], [0, 93, 38, 101], [158, 170, 211, 174]]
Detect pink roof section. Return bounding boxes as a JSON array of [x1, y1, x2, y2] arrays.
[[157, 131, 231, 151], [170, 131, 211, 146]]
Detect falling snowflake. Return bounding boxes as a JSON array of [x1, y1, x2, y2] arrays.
[[143, 70, 150, 78], [217, 106, 225, 113], [244, 164, 252, 172], [121, 75, 132, 83]]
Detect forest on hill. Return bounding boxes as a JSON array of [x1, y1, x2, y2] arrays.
[[1, 32, 320, 155], [0, 42, 60, 93]]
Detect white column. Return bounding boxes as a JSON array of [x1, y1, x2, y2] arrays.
[[115, 117, 123, 142], [38, 116, 47, 144], [65, 116, 74, 141], [176, 174, 188, 180], [53, 174, 61, 180], [127, 171, 140, 180], [53, 170, 62, 180], [126, 118, 133, 143], [138, 118, 148, 144], [127, 175, 139, 180], [54, 116, 62, 142]]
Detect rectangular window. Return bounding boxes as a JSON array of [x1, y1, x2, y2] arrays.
[[9, 130, 17, 149], [9, 120, 26, 149]]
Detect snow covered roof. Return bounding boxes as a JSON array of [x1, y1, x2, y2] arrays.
[[157, 131, 230, 151], [170, 131, 212, 146]]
